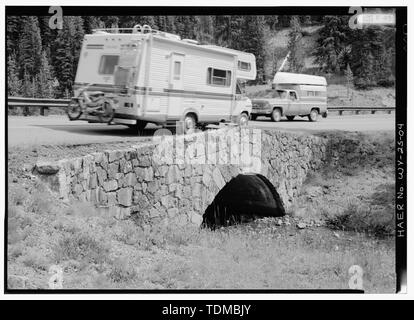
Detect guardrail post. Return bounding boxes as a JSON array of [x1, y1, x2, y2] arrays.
[[388, 110, 392, 114], [355, 110, 360, 115], [371, 110, 376, 115], [339, 110, 343, 116], [40, 107, 49, 116]]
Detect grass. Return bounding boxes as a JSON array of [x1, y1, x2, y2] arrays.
[[7, 191, 395, 291]]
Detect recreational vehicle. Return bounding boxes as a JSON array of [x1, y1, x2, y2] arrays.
[[71, 25, 256, 132], [251, 72, 328, 122]]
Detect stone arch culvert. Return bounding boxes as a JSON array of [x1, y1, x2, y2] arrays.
[[33, 127, 333, 229]]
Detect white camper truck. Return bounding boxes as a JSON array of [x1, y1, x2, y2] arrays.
[[72, 25, 256, 132], [251, 72, 328, 122]]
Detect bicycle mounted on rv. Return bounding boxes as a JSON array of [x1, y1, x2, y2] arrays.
[[67, 84, 118, 123], [70, 24, 256, 133]]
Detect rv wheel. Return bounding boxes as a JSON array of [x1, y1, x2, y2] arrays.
[[184, 113, 197, 133], [308, 109, 319, 122], [132, 120, 147, 135], [271, 108, 282, 122]]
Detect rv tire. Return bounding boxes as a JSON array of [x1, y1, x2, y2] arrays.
[[98, 100, 115, 124], [132, 120, 147, 135], [183, 113, 197, 134]]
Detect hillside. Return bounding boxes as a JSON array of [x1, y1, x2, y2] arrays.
[[253, 25, 395, 108]]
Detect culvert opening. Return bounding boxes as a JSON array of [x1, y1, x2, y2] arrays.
[[202, 174, 286, 229]]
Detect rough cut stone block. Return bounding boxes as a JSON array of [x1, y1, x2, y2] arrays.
[[34, 161, 60, 175], [167, 208, 179, 218], [108, 163, 119, 179], [103, 180, 118, 192], [212, 167, 225, 189], [107, 192, 117, 206], [108, 150, 124, 162], [96, 167, 107, 185], [117, 188, 133, 207], [190, 211, 203, 226]]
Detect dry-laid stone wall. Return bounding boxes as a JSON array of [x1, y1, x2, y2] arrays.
[[34, 128, 333, 226]]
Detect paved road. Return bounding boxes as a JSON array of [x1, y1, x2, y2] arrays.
[[7, 114, 395, 147]]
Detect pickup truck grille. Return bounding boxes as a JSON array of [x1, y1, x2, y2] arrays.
[[252, 100, 270, 111]]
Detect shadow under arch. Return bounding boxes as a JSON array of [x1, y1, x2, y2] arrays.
[[202, 173, 286, 229]]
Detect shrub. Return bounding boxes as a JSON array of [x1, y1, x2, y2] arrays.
[[28, 191, 54, 214], [324, 202, 394, 237], [54, 232, 109, 266], [9, 188, 28, 206], [108, 258, 137, 283]]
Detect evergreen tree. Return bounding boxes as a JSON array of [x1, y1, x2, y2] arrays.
[[376, 47, 394, 87], [21, 70, 37, 98], [36, 51, 56, 98], [214, 15, 232, 46], [195, 16, 214, 44], [264, 16, 279, 30], [240, 16, 266, 82], [349, 26, 392, 88], [52, 16, 84, 96], [287, 16, 305, 73], [313, 16, 350, 73], [345, 63, 354, 98], [52, 17, 75, 96], [18, 16, 43, 78], [6, 16, 23, 57], [7, 55, 21, 96]]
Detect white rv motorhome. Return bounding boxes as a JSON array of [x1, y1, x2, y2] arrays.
[[73, 25, 256, 132]]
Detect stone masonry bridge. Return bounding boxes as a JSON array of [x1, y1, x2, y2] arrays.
[[34, 128, 335, 227]]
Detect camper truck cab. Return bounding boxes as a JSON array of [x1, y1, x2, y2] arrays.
[[251, 72, 328, 122], [73, 26, 256, 132]]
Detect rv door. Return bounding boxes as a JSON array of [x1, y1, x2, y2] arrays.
[[167, 53, 185, 118]]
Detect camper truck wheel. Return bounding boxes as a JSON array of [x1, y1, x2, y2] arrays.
[[286, 116, 295, 121], [67, 99, 82, 120], [271, 108, 282, 122], [308, 109, 319, 122], [238, 113, 249, 127]]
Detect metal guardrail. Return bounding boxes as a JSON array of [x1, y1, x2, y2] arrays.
[[327, 106, 395, 115], [8, 97, 70, 116], [7, 96, 395, 116]]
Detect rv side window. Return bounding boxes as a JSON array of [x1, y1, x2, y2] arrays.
[[207, 68, 231, 87], [238, 61, 251, 71], [98, 55, 119, 75], [174, 61, 181, 80], [307, 91, 315, 96]]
